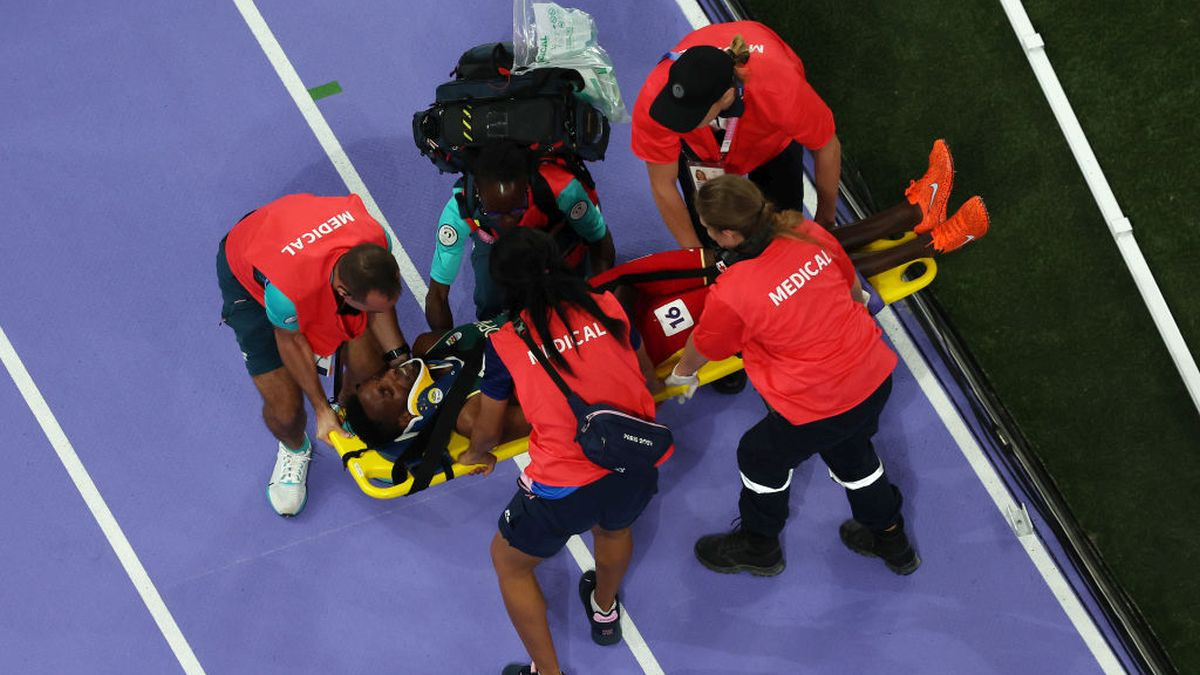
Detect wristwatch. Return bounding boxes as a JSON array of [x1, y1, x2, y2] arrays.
[[383, 345, 410, 365]]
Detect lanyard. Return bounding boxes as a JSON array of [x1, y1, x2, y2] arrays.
[[719, 115, 739, 158]]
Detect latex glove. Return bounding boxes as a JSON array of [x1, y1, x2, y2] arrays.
[[664, 365, 700, 403]]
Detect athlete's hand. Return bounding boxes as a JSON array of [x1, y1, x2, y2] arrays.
[[664, 365, 700, 403], [459, 450, 497, 476], [318, 406, 352, 447]]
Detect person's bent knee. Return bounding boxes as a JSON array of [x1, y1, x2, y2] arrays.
[[262, 399, 304, 435], [263, 391, 303, 425]]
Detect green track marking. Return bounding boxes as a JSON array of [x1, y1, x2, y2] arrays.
[[307, 81, 342, 101]]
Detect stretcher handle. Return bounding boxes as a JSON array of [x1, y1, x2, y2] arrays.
[[866, 257, 937, 305], [329, 432, 531, 499]]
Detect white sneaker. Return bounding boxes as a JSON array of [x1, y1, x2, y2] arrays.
[[267, 442, 311, 516]]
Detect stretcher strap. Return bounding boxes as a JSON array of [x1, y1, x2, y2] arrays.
[[341, 447, 369, 469], [330, 344, 365, 470], [401, 344, 484, 493], [590, 266, 719, 292]]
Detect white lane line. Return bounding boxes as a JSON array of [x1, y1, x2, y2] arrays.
[[232, 0, 429, 308], [512, 454, 666, 675], [875, 307, 1124, 673], [996, 0, 1200, 416], [0, 325, 205, 674], [672, 0, 710, 30]]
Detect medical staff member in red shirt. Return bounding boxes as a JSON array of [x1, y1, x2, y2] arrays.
[[666, 175, 920, 577], [458, 228, 667, 675], [216, 194, 411, 516], [632, 20, 841, 248]]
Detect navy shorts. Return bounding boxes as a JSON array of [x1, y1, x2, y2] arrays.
[[216, 236, 283, 377], [498, 469, 659, 558]]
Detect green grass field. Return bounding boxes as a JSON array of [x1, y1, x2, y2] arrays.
[[749, 1, 1200, 670]]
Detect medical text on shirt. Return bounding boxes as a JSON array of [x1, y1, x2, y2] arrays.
[[279, 210, 356, 256], [767, 249, 834, 307], [525, 321, 610, 364]]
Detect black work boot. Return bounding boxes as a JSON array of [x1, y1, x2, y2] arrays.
[[839, 519, 921, 575], [694, 527, 785, 576]]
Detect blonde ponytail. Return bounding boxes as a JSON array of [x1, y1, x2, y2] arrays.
[[726, 35, 751, 66], [696, 175, 820, 247]]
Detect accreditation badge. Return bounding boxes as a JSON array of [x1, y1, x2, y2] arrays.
[[685, 160, 726, 195]]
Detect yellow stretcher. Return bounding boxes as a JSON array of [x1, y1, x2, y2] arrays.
[[329, 245, 936, 499], [859, 232, 937, 305], [329, 353, 743, 499]]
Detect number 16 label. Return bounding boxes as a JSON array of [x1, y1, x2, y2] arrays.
[[654, 299, 694, 337]]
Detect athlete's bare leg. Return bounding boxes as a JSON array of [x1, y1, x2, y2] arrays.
[[850, 234, 935, 278], [833, 202, 922, 251], [456, 396, 531, 440]]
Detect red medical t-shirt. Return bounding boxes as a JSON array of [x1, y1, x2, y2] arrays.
[[631, 21, 835, 175], [691, 221, 896, 425], [224, 194, 388, 357], [489, 292, 669, 487]]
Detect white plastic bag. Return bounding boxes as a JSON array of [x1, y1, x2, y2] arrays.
[[513, 1, 630, 123]]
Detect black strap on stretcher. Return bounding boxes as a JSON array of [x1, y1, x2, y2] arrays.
[[395, 344, 484, 493], [590, 266, 720, 293]]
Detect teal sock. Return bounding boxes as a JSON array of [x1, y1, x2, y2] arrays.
[[283, 434, 311, 454]]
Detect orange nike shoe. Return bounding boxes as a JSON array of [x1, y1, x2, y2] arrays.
[[905, 139, 955, 234], [931, 196, 989, 253]]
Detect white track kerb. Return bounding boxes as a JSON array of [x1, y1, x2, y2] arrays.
[[998, 0, 1200, 417], [0, 326, 206, 675]]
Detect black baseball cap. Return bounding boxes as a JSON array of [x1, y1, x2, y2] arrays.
[[649, 46, 736, 133]]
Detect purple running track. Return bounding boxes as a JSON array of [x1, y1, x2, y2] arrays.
[[0, 0, 1117, 672]]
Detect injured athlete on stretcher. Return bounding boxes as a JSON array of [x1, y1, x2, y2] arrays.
[[338, 311, 663, 455], [340, 319, 531, 450], [336, 138, 991, 467]]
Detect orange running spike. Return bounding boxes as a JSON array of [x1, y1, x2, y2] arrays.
[[905, 139, 955, 234]]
